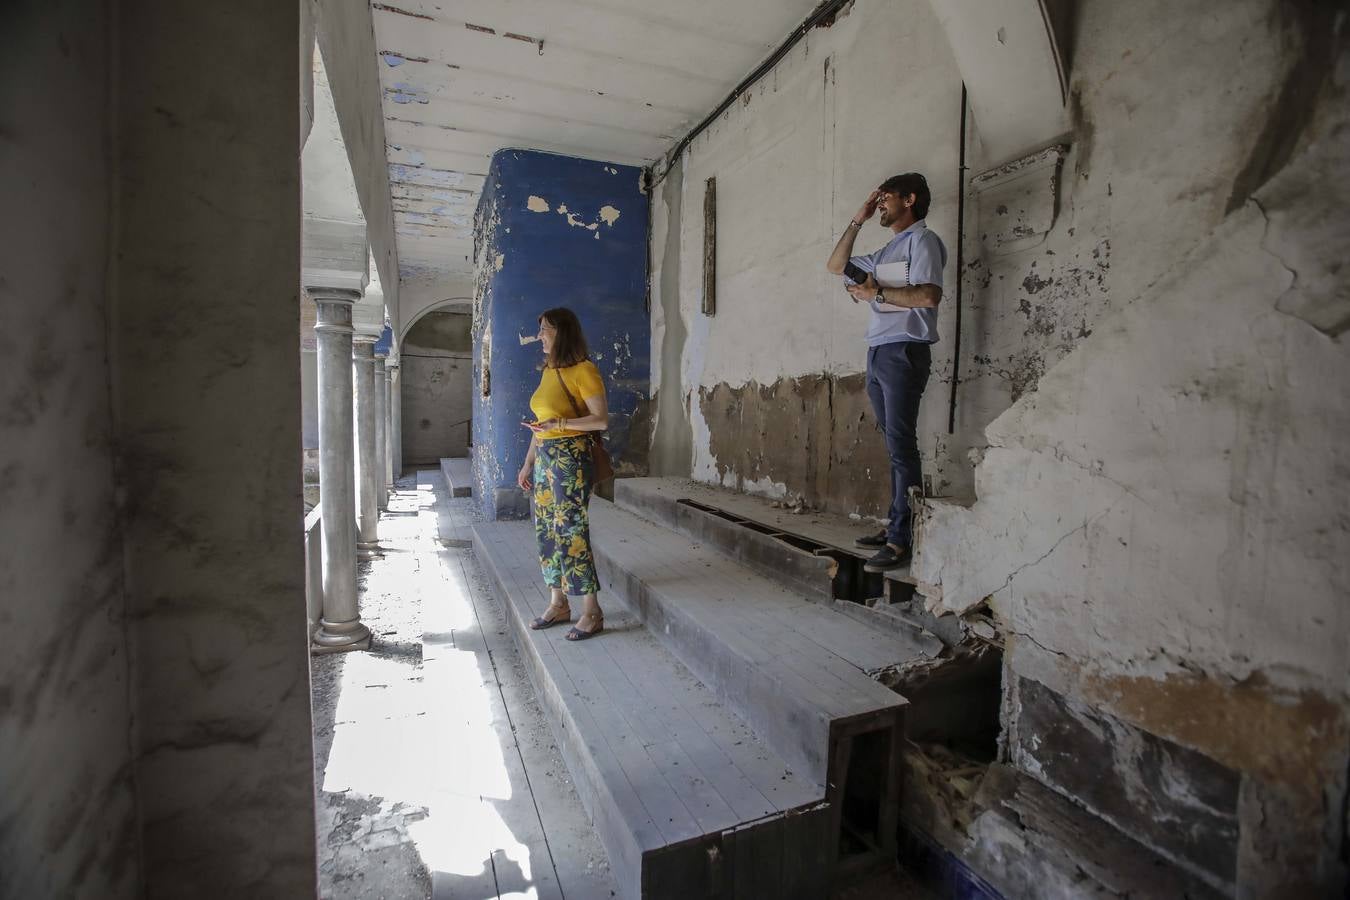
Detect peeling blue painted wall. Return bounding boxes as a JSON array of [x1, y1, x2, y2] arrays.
[[472, 149, 650, 519]]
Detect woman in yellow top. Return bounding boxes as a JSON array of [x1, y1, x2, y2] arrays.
[[516, 307, 609, 640]]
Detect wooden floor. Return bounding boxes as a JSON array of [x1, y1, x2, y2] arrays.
[[593, 498, 929, 678], [474, 519, 829, 896], [311, 471, 620, 900], [615, 477, 889, 561]]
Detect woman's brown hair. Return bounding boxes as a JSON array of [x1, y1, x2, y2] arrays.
[[539, 307, 590, 369]]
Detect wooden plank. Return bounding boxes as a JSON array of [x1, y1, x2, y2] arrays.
[[615, 476, 896, 565], [469, 519, 833, 898], [592, 504, 904, 718], [729, 816, 783, 900], [443, 547, 619, 900], [601, 625, 804, 821], [439, 456, 473, 497]]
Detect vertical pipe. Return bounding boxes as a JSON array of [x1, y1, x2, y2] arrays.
[[947, 83, 968, 435]]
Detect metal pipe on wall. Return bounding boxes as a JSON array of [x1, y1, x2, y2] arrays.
[[947, 83, 969, 435]]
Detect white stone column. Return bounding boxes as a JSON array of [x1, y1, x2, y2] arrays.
[[310, 288, 370, 652], [374, 351, 389, 510], [353, 334, 381, 558], [388, 362, 402, 479]]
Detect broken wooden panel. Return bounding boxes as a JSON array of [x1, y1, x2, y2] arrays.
[[1010, 675, 1240, 890], [702, 176, 716, 316]]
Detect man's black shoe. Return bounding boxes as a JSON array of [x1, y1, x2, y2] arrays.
[[855, 530, 888, 549], [863, 544, 910, 573]]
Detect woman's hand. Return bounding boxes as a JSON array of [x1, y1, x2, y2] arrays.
[[517, 463, 532, 491], [523, 418, 563, 434]]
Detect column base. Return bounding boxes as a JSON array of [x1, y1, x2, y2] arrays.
[[357, 541, 382, 560], [311, 619, 372, 654]]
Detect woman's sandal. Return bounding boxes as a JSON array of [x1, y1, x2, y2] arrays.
[[565, 613, 604, 642], [530, 601, 571, 630]]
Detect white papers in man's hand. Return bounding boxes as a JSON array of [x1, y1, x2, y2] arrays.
[[874, 260, 910, 288]]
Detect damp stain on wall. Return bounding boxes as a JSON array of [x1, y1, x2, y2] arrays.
[[698, 372, 896, 519], [967, 237, 1111, 403]]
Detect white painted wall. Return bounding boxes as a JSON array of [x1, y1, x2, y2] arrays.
[[651, 0, 964, 497]]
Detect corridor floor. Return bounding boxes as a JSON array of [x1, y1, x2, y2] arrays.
[[310, 470, 938, 900], [311, 470, 617, 900]]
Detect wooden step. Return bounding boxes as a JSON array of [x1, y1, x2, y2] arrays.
[[612, 477, 921, 594], [439, 456, 472, 498], [472, 521, 832, 900], [589, 499, 913, 791]]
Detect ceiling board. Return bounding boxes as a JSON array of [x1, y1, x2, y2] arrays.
[[371, 0, 821, 285]]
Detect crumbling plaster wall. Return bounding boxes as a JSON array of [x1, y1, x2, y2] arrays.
[[650, 0, 963, 513], [651, 0, 1348, 889], [651, 0, 1311, 520], [472, 149, 651, 519], [912, 3, 1350, 893]]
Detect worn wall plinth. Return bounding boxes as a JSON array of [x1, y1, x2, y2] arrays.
[[471, 149, 651, 520]]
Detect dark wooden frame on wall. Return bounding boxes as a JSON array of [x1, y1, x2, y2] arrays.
[[702, 177, 716, 316]]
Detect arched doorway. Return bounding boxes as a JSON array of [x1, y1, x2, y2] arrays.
[[399, 300, 472, 466]]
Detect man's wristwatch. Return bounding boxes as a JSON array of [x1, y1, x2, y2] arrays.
[[873, 287, 885, 304]]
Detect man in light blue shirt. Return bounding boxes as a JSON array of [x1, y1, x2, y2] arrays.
[[826, 173, 946, 571]]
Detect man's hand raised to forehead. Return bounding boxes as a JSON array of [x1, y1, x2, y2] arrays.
[[846, 273, 879, 303], [853, 189, 882, 225]]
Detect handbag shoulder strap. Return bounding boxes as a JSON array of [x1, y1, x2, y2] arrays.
[[552, 365, 586, 418]]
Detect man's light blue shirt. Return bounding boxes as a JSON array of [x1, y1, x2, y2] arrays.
[[847, 219, 946, 346]]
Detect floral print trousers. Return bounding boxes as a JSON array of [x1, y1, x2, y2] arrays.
[[533, 436, 599, 596]]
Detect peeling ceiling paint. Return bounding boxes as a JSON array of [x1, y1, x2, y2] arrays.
[[371, 0, 822, 286]]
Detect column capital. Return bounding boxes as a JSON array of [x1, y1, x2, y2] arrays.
[[311, 290, 358, 334], [306, 285, 362, 305]]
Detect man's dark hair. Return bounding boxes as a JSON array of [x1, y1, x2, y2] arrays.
[[539, 306, 590, 368], [879, 172, 930, 220]]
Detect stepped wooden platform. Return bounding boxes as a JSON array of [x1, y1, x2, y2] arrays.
[[439, 456, 472, 498], [471, 483, 945, 898], [612, 477, 921, 594], [473, 521, 832, 899]]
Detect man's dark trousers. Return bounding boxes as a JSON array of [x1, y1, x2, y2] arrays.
[[865, 340, 931, 548]]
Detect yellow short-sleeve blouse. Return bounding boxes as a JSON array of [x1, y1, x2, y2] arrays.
[[529, 360, 605, 440]]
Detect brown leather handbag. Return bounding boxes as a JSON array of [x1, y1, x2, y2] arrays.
[[553, 367, 615, 484]]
